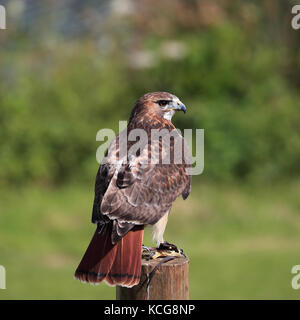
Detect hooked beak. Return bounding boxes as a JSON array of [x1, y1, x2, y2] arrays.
[[171, 100, 187, 114], [177, 102, 187, 113]]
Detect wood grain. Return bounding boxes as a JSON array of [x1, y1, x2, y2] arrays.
[[116, 256, 189, 300]]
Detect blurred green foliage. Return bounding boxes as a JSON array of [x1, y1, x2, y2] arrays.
[[1, 22, 299, 186]]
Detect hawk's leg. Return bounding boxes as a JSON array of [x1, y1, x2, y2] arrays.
[[152, 211, 186, 257], [152, 211, 169, 247]]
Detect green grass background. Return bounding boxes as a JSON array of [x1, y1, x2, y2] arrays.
[[1, 181, 300, 299]]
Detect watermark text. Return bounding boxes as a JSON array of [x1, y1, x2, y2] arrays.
[[0, 5, 6, 30], [96, 121, 204, 176], [291, 5, 300, 30], [291, 265, 300, 290], [0, 265, 6, 289]]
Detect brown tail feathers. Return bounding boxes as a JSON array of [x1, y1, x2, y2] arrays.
[[74, 223, 144, 287]]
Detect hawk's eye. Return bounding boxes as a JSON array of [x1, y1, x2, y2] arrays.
[[157, 100, 170, 107]]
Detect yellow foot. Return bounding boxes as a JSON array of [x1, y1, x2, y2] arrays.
[[142, 242, 186, 260]]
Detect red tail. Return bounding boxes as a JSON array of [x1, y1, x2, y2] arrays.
[[74, 224, 144, 287]]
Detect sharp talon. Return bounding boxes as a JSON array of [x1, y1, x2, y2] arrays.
[[150, 251, 156, 258], [179, 248, 187, 258], [142, 245, 157, 260], [142, 245, 151, 252]]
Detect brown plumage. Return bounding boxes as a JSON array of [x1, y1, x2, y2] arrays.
[[75, 224, 144, 287], [74, 92, 191, 287]]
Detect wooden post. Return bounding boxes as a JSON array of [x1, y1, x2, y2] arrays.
[[116, 256, 189, 300]]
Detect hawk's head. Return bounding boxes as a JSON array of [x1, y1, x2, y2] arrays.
[[131, 92, 186, 122]]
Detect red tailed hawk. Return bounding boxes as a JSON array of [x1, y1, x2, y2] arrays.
[[74, 92, 191, 287]]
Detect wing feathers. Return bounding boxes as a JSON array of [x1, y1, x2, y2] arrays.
[[94, 121, 191, 233]]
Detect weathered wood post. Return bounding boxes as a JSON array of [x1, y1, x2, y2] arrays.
[[116, 256, 189, 300]]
